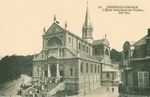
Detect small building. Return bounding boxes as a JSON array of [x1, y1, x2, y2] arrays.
[[102, 64, 121, 86]]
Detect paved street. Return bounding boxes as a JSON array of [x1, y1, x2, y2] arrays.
[[78, 86, 119, 97], [0, 76, 119, 97], [0, 74, 31, 96]]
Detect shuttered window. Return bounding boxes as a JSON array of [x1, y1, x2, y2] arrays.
[[138, 72, 149, 87]]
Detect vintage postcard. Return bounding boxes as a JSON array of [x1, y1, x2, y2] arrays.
[[0, 0, 150, 97]]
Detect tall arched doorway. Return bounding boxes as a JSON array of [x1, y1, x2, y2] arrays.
[[50, 65, 56, 77]]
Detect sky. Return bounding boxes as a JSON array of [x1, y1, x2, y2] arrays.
[[0, 0, 150, 57]]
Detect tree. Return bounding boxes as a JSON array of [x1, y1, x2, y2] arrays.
[[110, 49, 122, 62], [0, 55, 33, 84]]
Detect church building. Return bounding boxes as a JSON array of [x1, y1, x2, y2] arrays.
[[32, 3, 112, 95]]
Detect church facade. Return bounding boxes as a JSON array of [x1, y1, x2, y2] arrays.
[[32, 4, 112, 95]]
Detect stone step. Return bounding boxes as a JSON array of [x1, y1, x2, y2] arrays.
[[38, 83, 59, 96]]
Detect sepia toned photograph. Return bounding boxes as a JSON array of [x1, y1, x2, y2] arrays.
[[0, 0, 150, 97]]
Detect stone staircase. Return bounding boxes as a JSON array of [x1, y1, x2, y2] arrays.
[[38, 83, 59, 97], [22, 82, 65, 97], [48, 82, 65, 96]]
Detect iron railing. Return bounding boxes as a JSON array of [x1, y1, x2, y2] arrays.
[[118, 84, 150, 95]]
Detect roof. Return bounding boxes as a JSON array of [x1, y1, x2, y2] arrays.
[[133, 35, 147, 46], [129, 41, 137, 45], [66, 30, 92, 45], [103, 65, 118, 72], [33, 51, 44, 61], [92, 39, 104, 45], [78, 52, 99, 62], [132, 44, 146, 58], [67, 47, 99, 62], [129, 36, 147, 59], [92, 39, 109, 47]]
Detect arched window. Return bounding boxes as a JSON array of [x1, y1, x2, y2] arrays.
[[91, 64, 93, 73], [83, 45, 85, 52], [105, 48, 109, 55], [59, 49, 64, 57], [81, 62, 83, 73], [124, 50, 129, 59], [87, 46, 89, 53], [86, 63, 88, 73], [69, 37, 71, 43], [37, 69, 39, 76], [70, 68, 73, 76], [94, 48, 98, 55], [95, 65, 97, 73], [106, 73, 110, 78], [79, 43, 81, 50], [47, 37, 62, 47]]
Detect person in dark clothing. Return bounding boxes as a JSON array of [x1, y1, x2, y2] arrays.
[[107, 87, 109, 91], [20, 89, 22, 95], [35, 93, 38, 97], [112, 87, 114, 93], [42, 94, 45, 97]]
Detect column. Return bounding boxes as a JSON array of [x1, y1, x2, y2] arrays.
[[56, 61, 60, 83], [48, 64, 51, 77], [48, 64, 52, 83]]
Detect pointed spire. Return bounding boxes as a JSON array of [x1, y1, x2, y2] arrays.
[[84, 1, 91, 27], [54, 15, 56, 21], [43, 27, 45, 32], [82, 2, 93, 43], [54, 15, 60, 24], [43, 27, 46, 35], [105, 34, 107, 39], [65, 21, 67, 29]]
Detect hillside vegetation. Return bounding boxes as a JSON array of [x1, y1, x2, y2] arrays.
[[0, 55, 33, 84]]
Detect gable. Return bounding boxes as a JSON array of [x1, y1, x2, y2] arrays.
[[65, 47, 77, 58], [104, 39, 110, 47], [44, 23, 65, 35]]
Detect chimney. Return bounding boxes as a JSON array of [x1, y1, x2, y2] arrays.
[[148, 28, 150, 37]]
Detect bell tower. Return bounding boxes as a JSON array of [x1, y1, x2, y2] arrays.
[[82, 2, 93, 43]]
